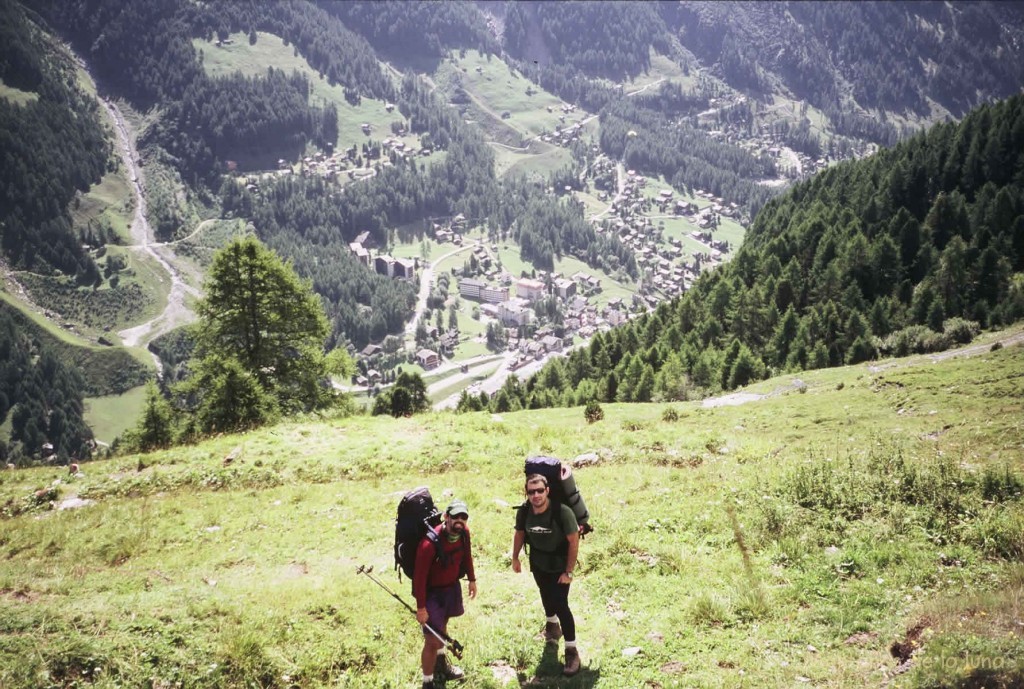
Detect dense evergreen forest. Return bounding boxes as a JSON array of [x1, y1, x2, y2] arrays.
[[0, 306, 94, 463], [0, 0, 107, 282], [504, 2, 673, 81], [466, 94, 1024, 413], [319, 0, 499, 60]]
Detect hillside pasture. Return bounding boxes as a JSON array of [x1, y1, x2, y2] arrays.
[[84, 385, 149, 446], [0, 296, 150, 398], [1, 334, 1022, 687], [13, 247, 166, 342], [0, 82, 38, 106], [193, 32, 424, 160], [444, 50, 573, 140], [71, 170, 134, 244]]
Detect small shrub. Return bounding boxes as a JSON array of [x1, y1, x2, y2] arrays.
[[584, 400, 603, 424], [688, 591, 733, 627], [942, 317, 980, 344], [662, 406, 679, 422], [991, 341, 1004, 352]]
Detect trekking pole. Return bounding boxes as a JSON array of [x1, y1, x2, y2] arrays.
[[355, 565, 465, 659]]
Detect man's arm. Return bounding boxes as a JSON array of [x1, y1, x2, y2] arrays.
[[412, 535, 435, 613], [511, 529, 525, 573], [558, 531, 579, 584]]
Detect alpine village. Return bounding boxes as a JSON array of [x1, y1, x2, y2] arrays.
[[2, 1, 1024, 687]]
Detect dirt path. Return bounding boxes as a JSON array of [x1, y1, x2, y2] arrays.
[[101, 97, 199, 362]]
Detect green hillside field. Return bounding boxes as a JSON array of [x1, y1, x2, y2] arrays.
[[1, 328, 1021, 688]]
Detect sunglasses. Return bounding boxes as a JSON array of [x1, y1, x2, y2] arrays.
[[526, 487, 547, 496]]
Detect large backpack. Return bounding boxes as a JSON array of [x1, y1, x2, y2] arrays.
[[394, 486, 442, 580], [524, 456, 593, 535]]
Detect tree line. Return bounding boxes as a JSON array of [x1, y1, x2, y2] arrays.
[[463, 94, 1024, 413]]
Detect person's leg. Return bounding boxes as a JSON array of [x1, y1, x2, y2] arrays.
[[433, 584, 465, 682], [549, 581, 576, 642], [421, 590, 449, 685], [531, 571, 558, 617], [421, 632, 444, 678]]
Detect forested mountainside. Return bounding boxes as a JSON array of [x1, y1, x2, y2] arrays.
[[0, 0, 109, 282], [505, 1, 1024, 127], [477, 94, 1024, 412]]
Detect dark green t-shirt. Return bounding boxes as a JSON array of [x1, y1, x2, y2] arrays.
[[516, 502, 578, 573]]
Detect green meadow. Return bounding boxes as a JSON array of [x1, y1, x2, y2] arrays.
[[3, 329, 1021, 688]]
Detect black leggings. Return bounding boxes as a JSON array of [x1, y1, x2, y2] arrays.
[[532, 570, 575, 642]]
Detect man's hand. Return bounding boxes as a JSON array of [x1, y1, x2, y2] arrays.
[[468, 580, 478, 599], [416, 607, 428, 625], [511, 556, 521, 573]]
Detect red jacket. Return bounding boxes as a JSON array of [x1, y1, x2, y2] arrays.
[[413, 524, 475, 608]]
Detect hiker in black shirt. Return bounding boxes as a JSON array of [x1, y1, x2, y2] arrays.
[[512, 474, 582, 677]]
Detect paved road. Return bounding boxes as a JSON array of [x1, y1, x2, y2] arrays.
[[405, 242, 477, 342]]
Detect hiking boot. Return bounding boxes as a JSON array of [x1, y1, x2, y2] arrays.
[[422, 681, 436, 689], [543, 621, 563, 643], [563, 647, 581, 677], [436, 653, 465, 682]]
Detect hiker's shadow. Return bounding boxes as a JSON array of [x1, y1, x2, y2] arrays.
[[517, 644, 601, 688]]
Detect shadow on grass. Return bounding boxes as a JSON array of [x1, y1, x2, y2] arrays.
[[515, 644, 601, 688]]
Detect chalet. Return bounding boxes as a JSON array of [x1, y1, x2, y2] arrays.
[[541, 335, 563, 353], [515, 278, 545, 301], [416, 349, 440, 370], [349, 242, 370, 265], [354, 231, 372, 247], [497, 298, 533, 327], [554, 277, 577, 300], [393, 258, 416, 279], [606, 309, 627, 326], [360, 344, 383, 358], [367, 369, 382, 384], [375, 255, 395, 277]]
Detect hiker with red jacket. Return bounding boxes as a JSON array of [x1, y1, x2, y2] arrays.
[[414, 499, 477, 689]]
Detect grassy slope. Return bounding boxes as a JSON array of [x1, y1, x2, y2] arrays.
[[0, 294, 152, 395], [1, 330, 1021, 688]]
